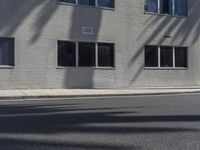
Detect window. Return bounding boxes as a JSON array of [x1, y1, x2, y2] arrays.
[[58, 41, 76, 67], [174, 0, 188, 16], [160, 0, 173, 15], [0, 38, 14, 66], [160, 46, 173, 67], [58, 0, 115, 8], [145, 0, 188, 16], [145, 45, 187, 68], [175, 47, 187, 67], [57, 41, 114, 68], [98, 43, 114, 67], [97, 0, 115, 8], [78, 0, 95, 6], [78, 42, 96, 67], [145, 45, 158, 67], [145, 0, 158, 13], [58, 0, 76, 4]]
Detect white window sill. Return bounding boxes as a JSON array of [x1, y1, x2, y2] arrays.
[[144, 67, 188, 70], [57, 2, 115, 11], [0, 65, 15, 69], [56, 66, 115, 70], [144, 12, 188, 18]]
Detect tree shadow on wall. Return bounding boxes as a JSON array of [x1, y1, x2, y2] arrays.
[[0, 0, 58, 43], [128, 0, 200, 84], [64, 6, 103, 88]]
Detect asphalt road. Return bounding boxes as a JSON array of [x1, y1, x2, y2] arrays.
[[0, 94, 200, 150]]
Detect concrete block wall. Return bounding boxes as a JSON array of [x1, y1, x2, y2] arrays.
[[0, 0, 199, 89]]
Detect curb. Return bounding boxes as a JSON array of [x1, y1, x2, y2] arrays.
[[0, 90, 200, 101]]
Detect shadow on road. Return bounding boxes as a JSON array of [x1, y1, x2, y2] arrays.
[[0, 101, 199, 149]]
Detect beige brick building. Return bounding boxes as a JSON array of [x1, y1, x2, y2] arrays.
[[0, 0, 199, 89]]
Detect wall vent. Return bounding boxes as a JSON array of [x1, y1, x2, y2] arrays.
[[82, 27, 94, 35]]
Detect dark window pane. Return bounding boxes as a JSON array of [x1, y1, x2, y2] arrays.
[[78, 0, 95, 6], [97, 0, 115, 8], [160, 46, 173, 67], [58, 41, 76, 67], [160, 0, 173, 15], [145, 0, 158, 13], [175, 47, 187, 68], [175, 0, 188, 16], [58, 0, 76, 4], [0, 38, 14, 66], [98, 43, 114, 67], [145, 45, 158, 67], [78, 42, 95, 67]]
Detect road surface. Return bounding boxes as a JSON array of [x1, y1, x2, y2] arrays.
[[0, 94, 200, 150]]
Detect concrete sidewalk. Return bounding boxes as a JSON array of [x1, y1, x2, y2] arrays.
[[1, 87, 200, 100]]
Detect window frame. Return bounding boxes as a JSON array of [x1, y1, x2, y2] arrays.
[[57, 40, 77, 67], [57, 0, 115, 9], [78, 41, 96, 67], [145, 45, 159, 67], [97, 0, 115, 9], [57, 40, 115, 69], [144, 0, 188, 17], [144, 45, 188, 70], [160, 45, 174, 68], [78, 0, 96, 7], [0, 37, 15, 69], [97, 42, 115, 67], [174, 46, 188, 68], [57, 0, 76, 5]]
